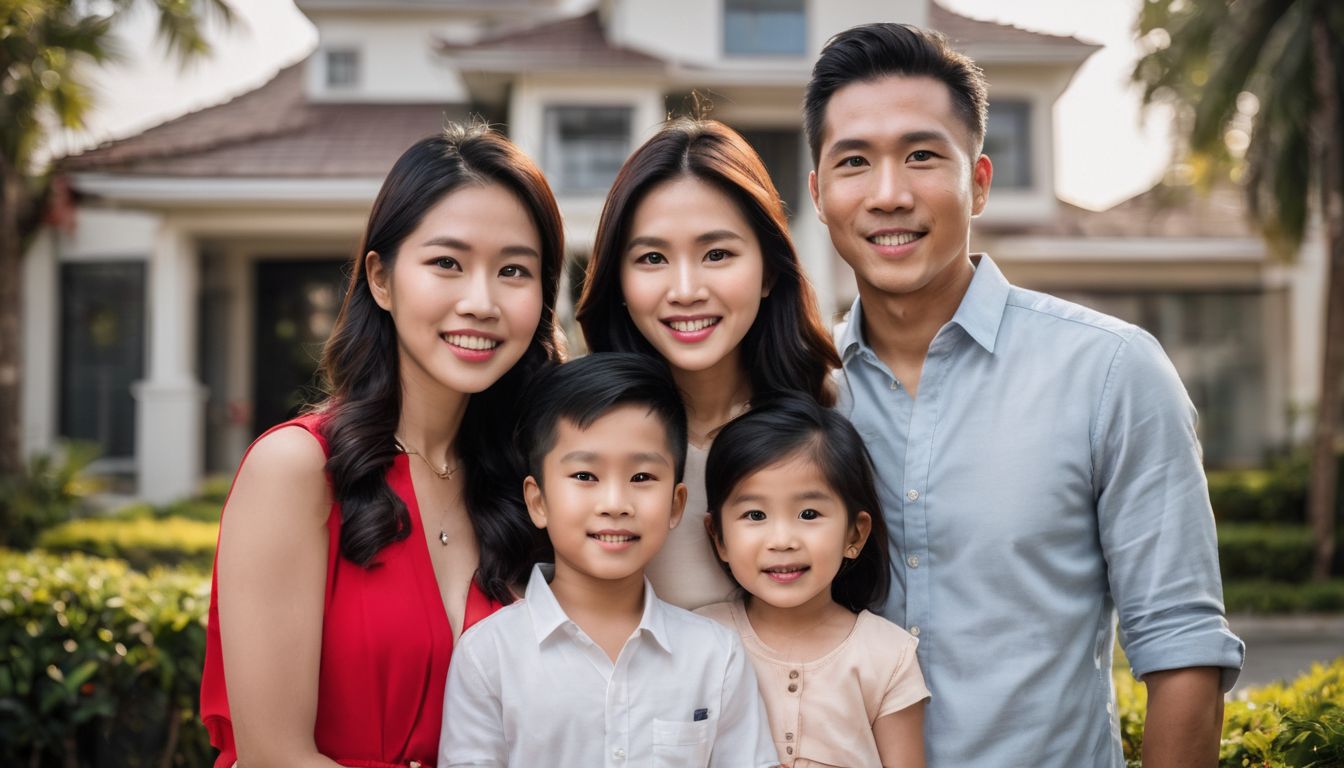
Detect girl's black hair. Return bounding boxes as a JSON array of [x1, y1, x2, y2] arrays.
[[576, 117, 840, 407], [704, 397, 890, 613], [317, 123, 562, 603]]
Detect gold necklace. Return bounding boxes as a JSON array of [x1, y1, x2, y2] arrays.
[[394, 436, 459, 480], [394, 436, 459, 546]]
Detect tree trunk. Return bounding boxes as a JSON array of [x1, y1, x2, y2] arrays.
[[1308, 14, 1344, 581], [0, 155, 25, 478]]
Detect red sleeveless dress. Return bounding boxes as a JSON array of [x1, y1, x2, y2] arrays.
[[200, 414, 503, 768]]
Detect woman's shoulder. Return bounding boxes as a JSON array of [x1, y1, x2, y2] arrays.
[[225, 418, 332, 520], [244, 421, 328, 476]]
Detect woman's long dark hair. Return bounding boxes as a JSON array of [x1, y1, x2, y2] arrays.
[[317, 123, 562, 602], [576, 118, 840, 407], [704, 397, 890, 613]]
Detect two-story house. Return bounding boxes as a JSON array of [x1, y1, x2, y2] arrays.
[[22, 0, 1319, 502]]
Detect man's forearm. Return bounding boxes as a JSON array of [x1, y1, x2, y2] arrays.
[[1141, 666, 1224, 767]]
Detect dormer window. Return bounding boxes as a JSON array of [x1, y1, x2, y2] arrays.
[[724, 0, 805, 56], [984, 101, 1033, 189], [325, 49, 360, 89]]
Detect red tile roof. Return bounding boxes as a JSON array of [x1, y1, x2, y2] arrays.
[[61, 61, 467, 177], [929, 3, 1099, 54]]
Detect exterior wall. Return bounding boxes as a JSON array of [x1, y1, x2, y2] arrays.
[[606, 0, 926, 64], [976, 64, 1077, 227], [305, 13, 477, 102]]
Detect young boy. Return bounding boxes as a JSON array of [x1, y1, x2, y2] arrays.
[[440, 353, 777, 768]]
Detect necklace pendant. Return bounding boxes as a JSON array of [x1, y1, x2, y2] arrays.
[[438, 529, 450, 546]]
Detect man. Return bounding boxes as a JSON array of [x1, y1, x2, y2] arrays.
[[805, 23, 1244, 767]]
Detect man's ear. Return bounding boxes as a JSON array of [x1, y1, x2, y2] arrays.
[[971, 154, 993, 217], [808, 169, 828, 224], [365, 251, 393, 311], [523, 476, 548, 530]]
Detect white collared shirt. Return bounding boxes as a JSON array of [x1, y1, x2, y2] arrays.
[[441, 564, 777, 768]]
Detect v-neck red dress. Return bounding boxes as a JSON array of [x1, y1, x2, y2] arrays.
[[200, 414, 503, 768]]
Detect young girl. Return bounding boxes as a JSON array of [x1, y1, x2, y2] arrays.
[[698, 397, 928, 768], [577, 117, 841, 610]]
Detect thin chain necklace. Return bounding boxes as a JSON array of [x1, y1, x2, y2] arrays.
[[394, 436, 459, 546], [395, 436, 459, 480]]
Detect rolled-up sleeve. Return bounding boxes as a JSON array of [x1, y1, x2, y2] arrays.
[[1092, 329, 1245, 691]]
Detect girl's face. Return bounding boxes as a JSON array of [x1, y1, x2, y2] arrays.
[[368, 182, 544, 397], [713, 450, 872, 613], [619, 175, 768, 378]]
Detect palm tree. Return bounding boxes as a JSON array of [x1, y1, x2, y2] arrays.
[[0, 0, 233, 478], [1134, 0, 1344, 580]]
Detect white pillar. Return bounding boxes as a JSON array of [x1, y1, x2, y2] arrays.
[[794, 136, 841, 322], [133, 222, 207, 503], [20, 230, 59, 458], [1287, 220, 1327, 444]]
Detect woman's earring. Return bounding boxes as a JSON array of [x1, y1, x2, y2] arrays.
[[845, 545, 858, 558]]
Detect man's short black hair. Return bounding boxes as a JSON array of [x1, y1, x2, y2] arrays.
[[804, 23, 989, 165], [516, 352, 688, 485]]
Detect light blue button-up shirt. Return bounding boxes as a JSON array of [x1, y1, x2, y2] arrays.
[[837, 255, 1244, 767]]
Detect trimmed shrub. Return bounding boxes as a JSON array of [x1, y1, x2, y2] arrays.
[[0, 443, 100, 548], [36, 517, 218, 573], [1117, 657, 1344, 767], [1218, 523, 1314, 582], [0, 549, 212, 767], [1224, 579, 1344, 614], [111, 499, 222, 524]]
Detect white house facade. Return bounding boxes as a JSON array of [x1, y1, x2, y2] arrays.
[[21, 0, 1325, 502]]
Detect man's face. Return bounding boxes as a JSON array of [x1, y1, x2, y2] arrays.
[[809, 75, 992, 300]]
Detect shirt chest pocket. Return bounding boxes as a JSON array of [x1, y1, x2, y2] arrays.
[[652, 718, 713, 768]]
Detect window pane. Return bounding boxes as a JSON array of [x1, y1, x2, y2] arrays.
[[737, 127, 801, 215], [59, 262, 146, 459], [724, 0, 805, 55], [1057, 290, 1266, 465], [984, 101, 1032, 188], [326, 49, 359, 88], [543, 106, 632, 194]]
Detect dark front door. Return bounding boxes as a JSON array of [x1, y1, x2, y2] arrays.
[[253, 260, 348, 436]]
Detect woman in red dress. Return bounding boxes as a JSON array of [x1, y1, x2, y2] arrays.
[[200, 124, 563, 767]]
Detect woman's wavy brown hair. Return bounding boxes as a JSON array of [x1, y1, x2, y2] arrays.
[[318, 123, 561, 602], [576, 117, 839, 407]]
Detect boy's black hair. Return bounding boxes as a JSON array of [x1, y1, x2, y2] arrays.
[[516, 352, 689, 485], [804, 22, 989, 165], [705, 396, 890, 614]]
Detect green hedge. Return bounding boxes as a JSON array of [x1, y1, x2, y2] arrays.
[[0, 549, 212, 767], [1218, 523, 1314, 582], [112, 498, 222, 523], [1224, 579, 1344, 614], [36, 517, 218, 573], [1117, 657, 1344, 767]]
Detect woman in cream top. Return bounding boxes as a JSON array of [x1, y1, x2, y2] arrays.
[[576, 118, 840, 610]]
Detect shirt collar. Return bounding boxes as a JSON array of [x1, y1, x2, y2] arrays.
[[523, 563, 674, 653], [949, 254, 1010, 354], [838, 253, 1009, 360]]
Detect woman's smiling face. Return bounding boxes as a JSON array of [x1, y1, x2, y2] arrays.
[[368, 182, 544, 397], [618, 175, 768, 379]]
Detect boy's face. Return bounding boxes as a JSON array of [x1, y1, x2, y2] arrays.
[[524, 405, 688, 585], [808, 74, 992, 302]]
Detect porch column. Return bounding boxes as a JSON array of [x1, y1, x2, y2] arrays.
[[133, 222, 206, 503]]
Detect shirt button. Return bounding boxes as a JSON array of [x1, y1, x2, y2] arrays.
[[906, 489, 920, 502], [906, 554, 920, 568], [910, 625, 921, 637], [890, 379, 900, 390], [786, 746, 795, 755], [788, 670, 799, 679], [787, 683, 798, 692], [613, 747, 626, 761], [785, 732, 794, 741]]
